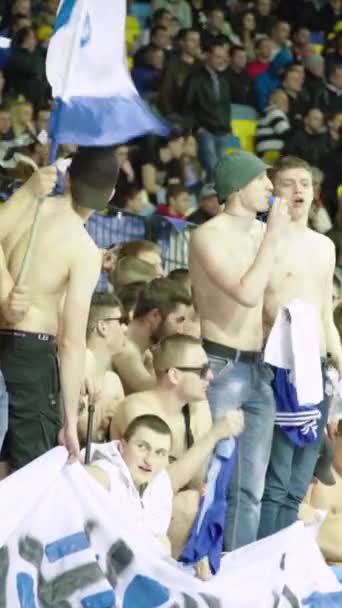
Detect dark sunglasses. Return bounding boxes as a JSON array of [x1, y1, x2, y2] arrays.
[[175, 363, 210, 379], [102, 317, 126, 325]]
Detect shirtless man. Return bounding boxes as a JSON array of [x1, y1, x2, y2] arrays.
[[78, 292, 126, 445], [111, 334, 243, 557], [0, 146, 119, 471], [259, 156, 342, 538], [189, 150, 289, 550], [112, 277, 192, 394]]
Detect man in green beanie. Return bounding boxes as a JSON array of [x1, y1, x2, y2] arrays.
[[189, 149, 290, 551]]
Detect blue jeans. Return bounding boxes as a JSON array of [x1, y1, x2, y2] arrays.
[[0, 370, 8, 453], [258, 391, 329, 539], [206, 351, 276, 550], [198, 129, 231, 180]]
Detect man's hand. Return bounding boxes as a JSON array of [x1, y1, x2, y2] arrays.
[[102, 246, 119, 273], [3, 285, 30, 323], [26, 166, 58, 199], [80, 374, 101, 405], [59, 423, 80, 463], [212, 410, 244, 441], [266, 197, 290, 237], [195, 557, 212, 581]]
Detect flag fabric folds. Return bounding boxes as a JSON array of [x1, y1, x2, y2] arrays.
[[46, 0, 168, 147]]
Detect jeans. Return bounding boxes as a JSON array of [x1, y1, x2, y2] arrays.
[[0, 369, 8, 453], [198, 129, 231, 180], [206, 352, 276, 550], [258, 391, 329, 539]]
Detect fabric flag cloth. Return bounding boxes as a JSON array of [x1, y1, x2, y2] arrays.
[[181, 449, 237, 574], [0, 448, 341, 607], [46, 0, 169, 147]]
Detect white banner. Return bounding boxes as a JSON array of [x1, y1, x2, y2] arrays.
[[0, 447, 340, 607]]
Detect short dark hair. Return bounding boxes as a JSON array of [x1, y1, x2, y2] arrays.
[[15, 26, 34, 46], [116, 282, 146, 320], [123, 414, 172, 442], [121, 184, 141, 208], [153, 8, 172, 22], [166, 183, 188, 204], [230, 45, 246, 57], [87, 292, 123, 338], [134, 277, 192, 320], [271, 155, 312, 178], [69, 146, 119, 211], [177, 27, 199, 42]]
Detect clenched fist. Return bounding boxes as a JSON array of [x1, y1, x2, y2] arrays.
[[4, 285, 30, 323], [213, 409, 244, 441]]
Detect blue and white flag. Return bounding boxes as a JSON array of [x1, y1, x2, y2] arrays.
[[46, 0, 168, 147]]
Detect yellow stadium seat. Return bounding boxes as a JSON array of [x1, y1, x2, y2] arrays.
[[126, 15, 140, 53], [313, 44, 323, 55], [231, 119, 257, 153], [263, 150, 281, 165]]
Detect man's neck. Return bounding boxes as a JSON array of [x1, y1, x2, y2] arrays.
[[224, 199, 256, 230], [126, 320, 151, 353], [289, 216, 309, 233], [153, 384, 187, 413], [87, 338, 112, 375]]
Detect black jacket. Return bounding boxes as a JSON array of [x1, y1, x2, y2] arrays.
[[183, 66, 231, 134]]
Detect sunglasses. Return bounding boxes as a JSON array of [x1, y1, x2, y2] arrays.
[[175, 363, 210, 379], [102, 317, 126, 325]]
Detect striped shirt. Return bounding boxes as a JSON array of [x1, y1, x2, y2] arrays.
[[256, 105, 291, 155]]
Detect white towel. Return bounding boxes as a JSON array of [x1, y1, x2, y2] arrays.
[[264, 299, 323, 406]]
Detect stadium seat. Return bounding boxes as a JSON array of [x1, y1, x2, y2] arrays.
[[231, 119, 257, 153], [263, 150, 281, 165], [129, 3, 152, 29], [126, 15, 140, 54], [224, 135, 241, 155], [231, 104, 257, 121]]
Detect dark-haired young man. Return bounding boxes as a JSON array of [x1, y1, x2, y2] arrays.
[[112, 278, 192, 394], [0, 147, 120, 471]]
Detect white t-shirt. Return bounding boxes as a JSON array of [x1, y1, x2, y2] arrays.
[[83, 441, 173, 538]]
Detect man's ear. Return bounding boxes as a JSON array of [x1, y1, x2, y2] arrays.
[[97, 319, 107, 337], [167, 367, 180, 386]]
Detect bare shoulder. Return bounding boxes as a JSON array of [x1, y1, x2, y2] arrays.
[[74, 229, 102, 269], [307, 229, 335, 261], [191, 215, 225, 245], [190, 400, 212, 439]]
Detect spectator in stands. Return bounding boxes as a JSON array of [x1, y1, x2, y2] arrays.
[[254, 0, 275, 36], [325, 31, 342, 75], [158, 28, 201, 117], [134, 25, 172, 69], [78, 293, 125, 445], [303, 54, 326, 110], [322, 111, 342, 158], [233, 10, 257, 61], [282, 64, 308, 127], [113, 256, 160, 289], [116, 282, 146, 323], [111, 278, 192, 393], [9, 98, 35, 138], [156, 183, 190, 219], [117, 184, 144, 215], [4, 27, 46, 110], [35, 106, 50, 134], [318, 0, 341, 36], [270, 19, 291, 59], [132, 46, 165, 101], [153, 0, 192, 29], [255, 47, 292, 111], [247, 36, 273, 80], [322, 64, 342, 114], [200, 8, 233, 51], [283, 107, 325, 167], [118, 240, 164, 277], [190, 0, 207, 31], [291, 27, 311, 63], [277, 0, 318, 31], [309, 167, 333, 235], [182, 133, 204, 193], [188, 183, 221, 224], [139, 134, 184, 204], [183, 41, 232, 179], [256, 88, 291, 157], [134, 8, 173, 51], [228, 45, 256, 106]]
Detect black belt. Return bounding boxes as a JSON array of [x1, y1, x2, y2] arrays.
[[0, 330, 55, 343], [203, 338, 262, 364]]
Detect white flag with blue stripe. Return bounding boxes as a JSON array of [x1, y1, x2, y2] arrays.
[[46, 0, 168, 147]]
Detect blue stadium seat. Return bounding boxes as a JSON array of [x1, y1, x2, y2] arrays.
[[129, 3, 152, 29]]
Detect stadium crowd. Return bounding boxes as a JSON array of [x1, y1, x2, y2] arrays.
[[0, 0, 342, 586]]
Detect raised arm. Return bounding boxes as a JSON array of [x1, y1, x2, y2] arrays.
[[0, 166, 57, 242], [190, 199, 289, 308], [59, 247, 101, 461]]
